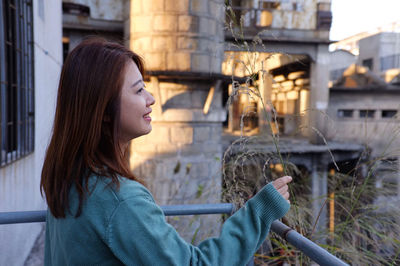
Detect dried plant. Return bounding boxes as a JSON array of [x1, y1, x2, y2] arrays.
[[221, 3, 400, 265]]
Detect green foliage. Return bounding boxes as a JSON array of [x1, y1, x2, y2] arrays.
[[196, 184, 204, 199]]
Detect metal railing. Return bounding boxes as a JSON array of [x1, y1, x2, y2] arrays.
[[0, 204, 348, 266]]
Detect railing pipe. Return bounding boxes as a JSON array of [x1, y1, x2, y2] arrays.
[[162, 203, 234, 216], [271, 221, 348, 266], [0, 204, 348, 265], [0, 204, 234, 225], [0, 210, 46, 224]]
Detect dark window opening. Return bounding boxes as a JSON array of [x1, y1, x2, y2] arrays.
[[359, 110, 375, 118], [362, 58, 373, 70], [382, 110, 397, 118], [62, 2, 90, 17], [337, 109, 353, 118], [1, 0, 35, 166], [317, 3, 332, 30]]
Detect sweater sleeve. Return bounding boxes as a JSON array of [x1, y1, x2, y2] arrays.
[[106, 182, 290, 266]]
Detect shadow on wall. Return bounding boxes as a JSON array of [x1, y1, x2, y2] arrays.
[[129, 122, 224, 244]]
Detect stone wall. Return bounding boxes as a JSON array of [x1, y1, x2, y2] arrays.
[[128, 0, 225, 73]]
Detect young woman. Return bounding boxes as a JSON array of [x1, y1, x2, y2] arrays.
[[41, 38, 292, 265]]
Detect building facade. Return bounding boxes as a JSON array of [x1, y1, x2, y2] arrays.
[[328, 65, 400, 218], [330, 31, 400, 182], [0, 0, 62, 265]]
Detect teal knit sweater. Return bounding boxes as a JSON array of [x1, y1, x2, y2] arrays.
[[44, 175, 290, 265]]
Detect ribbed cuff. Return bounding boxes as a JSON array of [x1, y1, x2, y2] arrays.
[[250, 182, 290, 222]]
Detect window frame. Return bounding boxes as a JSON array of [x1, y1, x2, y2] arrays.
[[337, 109, 354, 119], [359, 109, 375, 119], [362, 58, 373, 70], [0, 0, 35, 167], [381, 110, 397, 119]]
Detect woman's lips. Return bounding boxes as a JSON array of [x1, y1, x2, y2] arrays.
[[143, 111, 152, 121]]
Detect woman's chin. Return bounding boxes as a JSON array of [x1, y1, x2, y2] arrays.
[[140, 125, 152, 137]]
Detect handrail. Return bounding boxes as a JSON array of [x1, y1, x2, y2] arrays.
[[271, 221, 347, 266], [0, 204, 348, 266]]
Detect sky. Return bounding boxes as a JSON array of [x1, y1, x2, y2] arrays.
[[330, 0, 400, 41]]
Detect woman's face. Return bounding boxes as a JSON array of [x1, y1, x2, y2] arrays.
[[119, 60, 155, 146]]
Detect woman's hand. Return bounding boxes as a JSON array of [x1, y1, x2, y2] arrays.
[[273, 176, 292, 204]]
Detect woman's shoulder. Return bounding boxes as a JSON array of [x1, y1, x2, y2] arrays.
[[89, 174, 154, 203]]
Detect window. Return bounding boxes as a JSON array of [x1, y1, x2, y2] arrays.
[[362, 58, 373, 70], [316, 3, 332, 30], [337, 109, 353, 118], [380, 54, 400, 71], [1, 0, 34, 166], [382, 110, 397, 118], [359, 110, 375, 118]]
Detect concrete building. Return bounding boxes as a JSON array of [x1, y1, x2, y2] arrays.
[[329, 19, 400, 55], [329, 49, 356, 83], [0, 0, 62, 265], [330, 28, 400, 83], [62, 0, 125, 59], [329, 30, 400, 214], [358, 32, 400, 77], [328, 64, 400, 214], [327, 28, 400, 259], [223, 0, 334, 145], [219, 0, 367, 237]]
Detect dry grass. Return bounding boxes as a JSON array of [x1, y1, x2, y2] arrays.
[[221, 4, 400, 265]]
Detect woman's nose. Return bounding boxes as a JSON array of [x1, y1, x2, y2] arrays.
[[147, 91, 155, 106]]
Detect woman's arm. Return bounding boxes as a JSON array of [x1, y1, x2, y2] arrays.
[[106, 180, 290, 266]]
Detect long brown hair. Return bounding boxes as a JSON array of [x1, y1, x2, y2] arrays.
[[41, 38, 144, 218]]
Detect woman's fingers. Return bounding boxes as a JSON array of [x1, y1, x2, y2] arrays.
[[283, 191, 290, 200], [273, 176, 292, 190], [277, 184, 288, 194], [273, 176, 292, 201], [277, 187, 289, 199]]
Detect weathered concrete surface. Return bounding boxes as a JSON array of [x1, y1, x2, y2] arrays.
[[24, 225, 45, 266], [127, 0, 225, 73], [63, 0, 125, 21]]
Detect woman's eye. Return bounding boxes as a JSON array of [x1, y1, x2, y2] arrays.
[[137, 88, 144, 93]]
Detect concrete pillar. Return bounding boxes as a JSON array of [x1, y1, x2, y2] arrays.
[[308, 44, 330, 144], [227, 84, 240, 132], [126, 0, 224, 73], [311, 155, 328, 242], [125, 0, 226, 243], [258, 71, 274, 135]]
